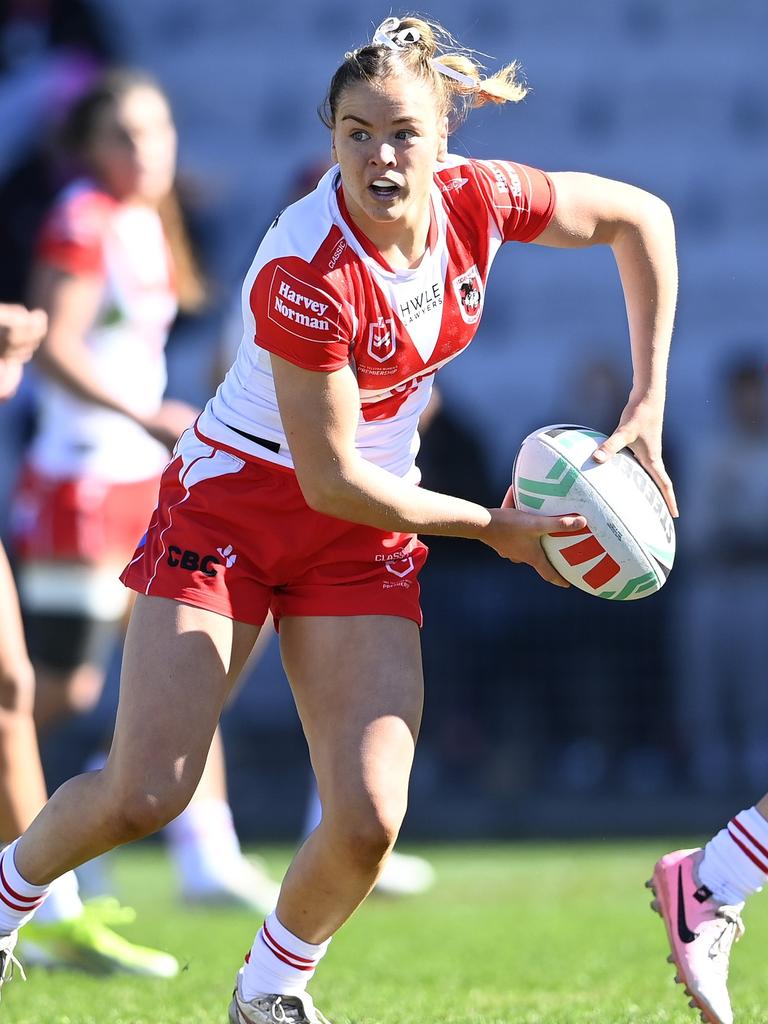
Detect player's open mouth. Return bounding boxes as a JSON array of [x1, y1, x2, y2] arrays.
[[369, 179, 401, 200]]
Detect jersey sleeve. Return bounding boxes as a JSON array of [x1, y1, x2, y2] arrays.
[[249, 256, 354, 372], [36, 189, 112, 276], [470, 159, 556, 243]]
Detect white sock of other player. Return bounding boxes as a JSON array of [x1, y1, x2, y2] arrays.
[[165, 797, 243, 891], [239, 911, 331, 999], [699, 805, 768, 905], [0, 840, 52, 934], [32, 870, 82, 924]]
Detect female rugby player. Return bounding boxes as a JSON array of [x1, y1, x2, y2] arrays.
[[2, 17, 682, 1022]]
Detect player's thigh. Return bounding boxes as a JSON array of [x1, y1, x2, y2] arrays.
[[279, 614, 423, 816], [106, 595, 260, 801]]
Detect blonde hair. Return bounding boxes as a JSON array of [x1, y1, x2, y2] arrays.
[[320, 15, 528, 129]]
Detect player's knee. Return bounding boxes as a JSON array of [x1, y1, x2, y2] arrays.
[[0, 658, 35, 717], [109, 782, 190, 842], [332, 798, 405, 870]]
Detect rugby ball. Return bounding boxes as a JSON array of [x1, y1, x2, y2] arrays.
[[511, 424, 675, 600]]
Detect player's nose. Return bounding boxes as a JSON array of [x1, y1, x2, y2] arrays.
[[369, 142, 396, 166]]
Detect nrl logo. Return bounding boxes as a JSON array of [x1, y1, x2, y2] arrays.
[[367, 317, 396, 363], [452, 265, 483, 324]]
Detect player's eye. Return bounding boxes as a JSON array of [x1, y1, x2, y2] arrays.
[[350, 130, 370, 142], [395, 129, 416, 140]]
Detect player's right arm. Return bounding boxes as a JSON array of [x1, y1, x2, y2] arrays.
[[271, 353, 584, 587]]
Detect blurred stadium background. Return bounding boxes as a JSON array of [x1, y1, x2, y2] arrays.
[[1, 0, 767, 844]]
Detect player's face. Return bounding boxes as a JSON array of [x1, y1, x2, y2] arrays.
[[87, 86, 177, 204], [332, 73, 447, 241]]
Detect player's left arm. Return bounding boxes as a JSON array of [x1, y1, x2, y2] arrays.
[[533, 171, 678, 517]]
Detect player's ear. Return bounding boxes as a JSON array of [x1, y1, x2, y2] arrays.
[[331, 131, 338, 163], [437, 116, 449, 162]]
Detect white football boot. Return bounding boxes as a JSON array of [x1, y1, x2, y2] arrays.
[[0, 930, 25, 999], [229, 981, 332, 1024]]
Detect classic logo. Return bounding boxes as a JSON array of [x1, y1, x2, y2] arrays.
[[267, 265, 341, 343], [439, 176, 468, 193], [452, 266, 483, 325], [367, 317, 396, 363], [328, 238, 347, 270]]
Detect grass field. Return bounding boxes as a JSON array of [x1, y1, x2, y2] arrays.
[[3, 841, 767, 1023]]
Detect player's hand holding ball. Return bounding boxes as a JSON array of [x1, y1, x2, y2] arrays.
[[593, 392, 678, 519], [483, 496, 587, 589], [511, 424, 676, 600]]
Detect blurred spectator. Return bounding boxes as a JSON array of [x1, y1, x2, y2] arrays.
[[676, 353, 768, 792], [0, 0, 116, 299]]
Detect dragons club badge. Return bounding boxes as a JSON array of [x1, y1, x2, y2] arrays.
[[452, 265, 483, 324]]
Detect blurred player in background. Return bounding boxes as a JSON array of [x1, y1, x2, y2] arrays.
[[9, 70, 277, 926], [0, 14, 678, 1021], [0, 303, 178, 978], [650, 358, 768, 1024]]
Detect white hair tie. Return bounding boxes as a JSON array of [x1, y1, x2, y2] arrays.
[[371, 17, 479, 90], [430, 60, 478, 89]]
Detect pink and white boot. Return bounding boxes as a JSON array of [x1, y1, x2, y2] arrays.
[[648, 848, 745, 1024]]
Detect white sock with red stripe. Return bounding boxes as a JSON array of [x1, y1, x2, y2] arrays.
[[0, 839, 52, 935], [699, 806, 768, 905], [238, 911, 330, 999]]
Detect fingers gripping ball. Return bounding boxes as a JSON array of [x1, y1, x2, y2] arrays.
[[511, 424, 675, 600]]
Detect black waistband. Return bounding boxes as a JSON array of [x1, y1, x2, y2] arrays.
[[225, 423, 280, 454]]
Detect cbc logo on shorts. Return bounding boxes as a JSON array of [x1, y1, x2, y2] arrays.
[[166, 544, 236, 577]]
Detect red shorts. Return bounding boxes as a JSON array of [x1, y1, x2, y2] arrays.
[[13, 466, 161, 565], [120, 429, 428, 627]]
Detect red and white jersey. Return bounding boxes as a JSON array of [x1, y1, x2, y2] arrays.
[[29, 180, 177, 482], [199, 155, 556, 480]]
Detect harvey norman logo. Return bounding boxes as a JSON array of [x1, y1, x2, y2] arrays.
[[488, 160, 522, 200], [268, 266, 341, 342]]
